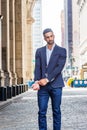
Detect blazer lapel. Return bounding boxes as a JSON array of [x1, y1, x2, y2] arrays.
[[42, 46, 47, 66], [47, 45, 58, 67]]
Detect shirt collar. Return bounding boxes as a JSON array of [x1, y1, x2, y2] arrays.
[[46, 43, 55, 51]]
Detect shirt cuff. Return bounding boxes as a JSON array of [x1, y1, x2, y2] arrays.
[[45, 78, 49, 83]]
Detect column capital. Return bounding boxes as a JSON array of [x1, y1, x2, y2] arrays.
[[27, 16, 35, 24]]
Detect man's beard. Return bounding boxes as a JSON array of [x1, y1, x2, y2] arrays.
[[47, 40, 54, 45]]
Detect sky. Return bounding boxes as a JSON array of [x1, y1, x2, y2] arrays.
[[42, 0, 64, 45]]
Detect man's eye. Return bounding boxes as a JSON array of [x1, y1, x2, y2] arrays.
[[46, 37, 49, 38]]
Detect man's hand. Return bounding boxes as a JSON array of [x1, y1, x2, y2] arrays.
[[38, 78, 49, 86], [32, 82, 40, 90]]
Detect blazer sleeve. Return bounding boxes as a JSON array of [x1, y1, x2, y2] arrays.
[[47, 48, 67, 82], [34, 49, 41, 81]]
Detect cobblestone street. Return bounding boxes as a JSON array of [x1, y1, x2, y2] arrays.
[[0, 87, 87, 130]]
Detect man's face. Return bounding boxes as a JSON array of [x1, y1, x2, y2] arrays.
[[44, 32, 55, 45]]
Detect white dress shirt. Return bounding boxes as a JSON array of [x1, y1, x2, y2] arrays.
[[46, 43, 55, 65]]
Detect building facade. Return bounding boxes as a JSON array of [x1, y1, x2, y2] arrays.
[[72, 0, 80, 78], [0, 0, 36, 86], [64, 0, 73, 78], [77, 0, 87, 79], [61, 10, 65, 48], [32, 0, 42, 69]]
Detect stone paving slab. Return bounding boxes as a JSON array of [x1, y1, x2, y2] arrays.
[[0, 88, 87, 130]]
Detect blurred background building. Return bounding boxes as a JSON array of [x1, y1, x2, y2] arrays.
[[63, 0, 73, 79], [32, 0, 42, 74], [72, 0, 80, 78], [77, 0, 87, 79], [62, 0, 87, 80], [32, 0, 42, 58], [61, 10, 65, 48]]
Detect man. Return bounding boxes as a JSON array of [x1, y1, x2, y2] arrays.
[[33, 28, 67, 130]]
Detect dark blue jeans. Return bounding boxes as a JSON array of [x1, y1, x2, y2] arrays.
[[37, 84, 62, 130]]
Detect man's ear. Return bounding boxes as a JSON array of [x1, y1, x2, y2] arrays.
[[44, 37, 46, 41], [53, 35, 55, 38]]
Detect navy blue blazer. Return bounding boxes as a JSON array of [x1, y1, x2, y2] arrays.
[[34, 44, 67, 88]]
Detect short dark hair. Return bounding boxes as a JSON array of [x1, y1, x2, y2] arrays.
[[43, 28, 53, 35]]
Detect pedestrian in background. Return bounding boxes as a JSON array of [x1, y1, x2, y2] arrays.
[[32, 28, 67, 130]]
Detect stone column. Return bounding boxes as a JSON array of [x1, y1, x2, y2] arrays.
[[15, 0, 36, 84], [9, 0, 17, 85], [6, 0, 13, 86], [15, 0, 23, 84], [26, 17, 34, 81], [1, 0, 13, 86], [0, 0, 4, 86], [22, 0, 36, 83], [26, 0, 36, 82]]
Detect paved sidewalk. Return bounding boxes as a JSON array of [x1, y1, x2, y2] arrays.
[[0, 88, 87, 130]]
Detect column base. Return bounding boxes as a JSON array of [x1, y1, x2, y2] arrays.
[[4, 71, 18, 86], [0, 69, 5, 86], [4, 71, 10, 86], [12, 72, 17, 85], [17, 77, 23, 84]]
